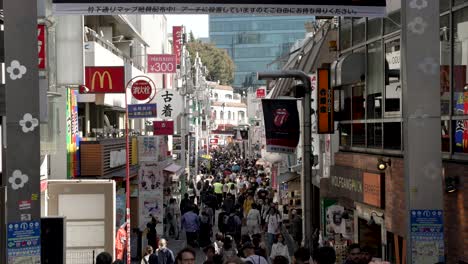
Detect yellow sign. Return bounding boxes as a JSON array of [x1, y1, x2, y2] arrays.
[[91, 71, 112, 91]]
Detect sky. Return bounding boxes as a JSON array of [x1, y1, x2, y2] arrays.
[[166, 15, 209, 39]]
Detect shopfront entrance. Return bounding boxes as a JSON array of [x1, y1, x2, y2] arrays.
[[358, 217, 382, 259]]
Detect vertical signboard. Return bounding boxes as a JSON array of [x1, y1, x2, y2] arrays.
[[66, 89, 80, 178], [173, 26, 183, 66], [37, 25, 46, 70], [410, 210, 444, 264], [317, 68, 333, 134], [3, 0, 41, 262]]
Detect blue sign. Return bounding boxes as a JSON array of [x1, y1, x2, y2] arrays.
[[128, 103, 157, 119], [410, 210, 444, 264], [7, 221, 41, 262]]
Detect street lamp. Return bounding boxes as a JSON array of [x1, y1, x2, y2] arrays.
[[257, 70, 318, 251]]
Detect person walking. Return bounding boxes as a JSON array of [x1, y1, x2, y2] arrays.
[[265, 207, 282, 253], [199, 209, 213, 247], [141, 246, 154, 264], [167, 198, 181, 239], [181, 205, 200, 248], [151, 239, 175, 264], [243, 194, 255, 218], [246, 203, 261, 236], [213, 180, 224, 208], [146, 215, 159, 251], [289, 209, 302, 248], [270, 234, 290, 263], [312, 247, 336, 264], [241, 242, 269, 264], [220, 235, 238, 260], [180, 193, 191, 216], [175, 247, 196, 264], [96, 252, 113, 264]]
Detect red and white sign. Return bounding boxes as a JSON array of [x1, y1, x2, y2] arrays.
[[209, 138, 219, 145], [83, 66, 125, 93], [19, 200, 32, 210], [173, 26, 183, 65], [148, 54, 176, 73], [38, 25, 46, 69], [131, 80, 152, 101], [256, 88, 266, 98], [153, 121, 174, 135]]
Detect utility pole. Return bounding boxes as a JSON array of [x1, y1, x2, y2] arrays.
[[401, 1, 445, 263], [257, 70, 315, 250]]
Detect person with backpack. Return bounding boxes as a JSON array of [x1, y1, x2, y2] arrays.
[[199, 210, 213, 247], [220, 235, 238, 260], [265, 207, 282, 253], [141, 246, 154, 264], [241, 242, 268, 264], [224, 209, 242, 243], [166, 198, 180, 239]]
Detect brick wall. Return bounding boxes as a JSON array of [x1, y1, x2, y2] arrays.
[[333, 152, 467, 263]]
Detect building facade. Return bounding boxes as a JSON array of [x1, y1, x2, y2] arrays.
[[209, 15, 315, 87], [322, 1, 467, 263]]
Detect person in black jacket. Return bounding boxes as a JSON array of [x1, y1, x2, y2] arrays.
[[180, 193, 191, 215]]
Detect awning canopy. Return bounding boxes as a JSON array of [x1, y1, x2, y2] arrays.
[[164, 163, 184, 181], [278, 171, 300, 184]]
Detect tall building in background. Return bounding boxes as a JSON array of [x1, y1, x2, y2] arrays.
[[209, 15, 314, 88]]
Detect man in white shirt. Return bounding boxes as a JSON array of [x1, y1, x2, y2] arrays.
[[242, 242, 269, 264], [265, 208, 282, 253]]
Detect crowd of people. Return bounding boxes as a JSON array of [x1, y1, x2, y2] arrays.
[[102, 145, 389, 264]]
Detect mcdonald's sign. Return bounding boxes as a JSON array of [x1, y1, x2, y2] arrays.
[[84, 67, 125, 93]]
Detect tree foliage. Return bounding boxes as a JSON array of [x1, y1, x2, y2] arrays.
[[186, 41, 235, 85]]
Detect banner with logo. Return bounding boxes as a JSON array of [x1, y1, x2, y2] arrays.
[[153, 121, 174, 135], [173, 26, 183, 65], [53, 0, 386, 17], [66, 88, 80, 178], [262, 99, 300, 154], [84, 66, 125, 93]]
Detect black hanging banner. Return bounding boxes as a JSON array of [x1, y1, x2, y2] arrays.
[[53, 0, 386, 17], [262, 99, 300, 154]]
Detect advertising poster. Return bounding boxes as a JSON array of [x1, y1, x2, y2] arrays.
[[138, 164, 164, 194], [410, 210, 445, 264], [7, 221, 41, 264], [66, 88, 80, 179], [325, 204, 353, 240], [138, 136, 159, 162], [262, 99, 300, 154], [139, 193, 164, 235]]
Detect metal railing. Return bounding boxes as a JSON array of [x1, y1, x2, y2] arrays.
[[66, 249, 96, 264]]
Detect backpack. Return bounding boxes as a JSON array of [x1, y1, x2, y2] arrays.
[[225, 215, 237, 233]]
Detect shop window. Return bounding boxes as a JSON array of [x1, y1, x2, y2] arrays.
[[383, 122, 401, 150], [453, 0, 468, 8], [352, 123, 365, 147], [384, 39, 402, 117], [384, 10, 401, 35], [352, 18, 366, 46], [353, 84, 366, 120], [440, 0, 450, 12], [442, 120, 450, 152], [367, 123, 383, 148], [367, 18, 382, 40], [453, 119, 468, 153], [339, 85, 352, 121], [340, 124, 351, 147], [367, 41, 384, 119], [453, 8, 468, 116], [358, 218, 382, 259], [340, 18, 352, 50], [440, 15, 451, 116]]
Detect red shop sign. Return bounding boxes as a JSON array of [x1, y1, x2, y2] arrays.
[[38, 25, 46, 69], [153, 121, 174, 135], [173, 26, 183, 65], [256, 88, 266, 98], [148, 54, 176, 73], [84, 67, 125, 93], [131, 80, 152, 101]]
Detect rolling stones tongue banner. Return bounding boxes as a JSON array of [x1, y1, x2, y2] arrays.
[[262, 99, 300, 154]]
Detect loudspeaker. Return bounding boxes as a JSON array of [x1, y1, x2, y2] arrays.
[[41, 217, 66, 264]]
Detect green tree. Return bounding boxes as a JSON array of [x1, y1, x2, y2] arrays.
[[187, 42, 235, 85], [189, 31, 196, 43]]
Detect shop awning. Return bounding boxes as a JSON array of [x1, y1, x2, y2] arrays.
[[278, 171, 300, 184], [164, 163, 184, 181]]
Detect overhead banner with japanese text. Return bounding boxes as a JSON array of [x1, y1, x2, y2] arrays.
[[52, 0, 386, 17], [173, 26, 183, 65], [262, 99, 300, 154]]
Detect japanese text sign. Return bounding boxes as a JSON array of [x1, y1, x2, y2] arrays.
[[148, 54, 176, 73], [173, 26, 183, 65], [153, 121, 174, 135], [410, 210, 445, 264], [256, 88, 266, 99], [155, 89, 183, 119], [128, 104, 157, 119], [53, 0, 386, 17], [317, 68, 334, 134], [210, 138, 219, 145], [38, 25, 46, 70], [131, 80, 153, 101], [84, 66, 125, 93]]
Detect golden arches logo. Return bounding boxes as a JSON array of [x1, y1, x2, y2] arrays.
[[91, 71, 112, 91]]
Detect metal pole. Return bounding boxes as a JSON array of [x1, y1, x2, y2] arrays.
[[180, 93, 187, 194], [257, 70, 315, 250], [401, 1, 444, 263], [125, 89, 131, 264]]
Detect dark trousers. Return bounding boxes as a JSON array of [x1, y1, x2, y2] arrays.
[[186, 231, 198, 247], [215, 193, 223, 208]]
